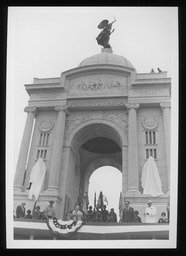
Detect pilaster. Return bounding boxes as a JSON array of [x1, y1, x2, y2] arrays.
[[125, 103, 140, 194], [14, 106, 37, 190], [47, 105, 67, 191], [160, 102, 171, 193]]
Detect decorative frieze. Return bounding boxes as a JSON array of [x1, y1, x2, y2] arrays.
[[129, 87, 170, 97], [67, 98, 126, 109], [39, 92, 59, 100]]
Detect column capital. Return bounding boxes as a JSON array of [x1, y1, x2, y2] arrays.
[[24, 106, 37, 113], [55, 105, 68, 112], [125, 103, 139, 110], [160, 102, 171, 109]]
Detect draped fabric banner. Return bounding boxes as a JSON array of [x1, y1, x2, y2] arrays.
[[28, 158, 46, 201], [141, 156, 164, 197], [47, 217, 83, 237]]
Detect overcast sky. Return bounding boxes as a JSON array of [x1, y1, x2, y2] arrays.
[[7, 7, 178, 218]]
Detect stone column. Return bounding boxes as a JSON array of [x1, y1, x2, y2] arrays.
[[160, 102, 171, 193], [126, 103, 140, 194], [47, 105, 67, 190], [122, 146, 128, 194], [14, 106, 36, 189]]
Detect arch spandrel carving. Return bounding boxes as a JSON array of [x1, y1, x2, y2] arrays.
[[64, 110, 128, 145], [64, 120, 127, 150]]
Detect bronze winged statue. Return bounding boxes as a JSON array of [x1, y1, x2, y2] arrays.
[[96, 17, 116, 48]]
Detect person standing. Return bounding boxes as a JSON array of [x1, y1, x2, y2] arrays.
[[33, 205, 42, 219], [72, 206, 83, 221], [144, 200, 157, 223], [25, 209, 32, 219], [16, 202, 26, 219], [158, 212, 168, 223], [44, 201, 56, 219], [166, 200, 170, 223], [122, 200, 135, 223], [107, 208, 117, 222], [102, 205, 109, 222], [87, 206, 93, 222], [134, 210, 142, 223]]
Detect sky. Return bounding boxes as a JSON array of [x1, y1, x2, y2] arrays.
[[7, 7, 178, 221]]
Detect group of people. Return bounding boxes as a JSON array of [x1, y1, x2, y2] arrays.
[[66, 205, 118, 223], [15, 200, 56, 220], [15, 199, 169, 224], [121, 200, 169, 224], [66, 200, 169, 224]]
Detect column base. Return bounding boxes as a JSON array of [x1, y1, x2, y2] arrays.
[[125, 189, 141, 196], [46, 187, 59, 192], [13, 186, 27, 193], [166, 190, 170, 196]]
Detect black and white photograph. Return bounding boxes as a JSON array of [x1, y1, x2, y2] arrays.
[[6, 6, 178, 248]]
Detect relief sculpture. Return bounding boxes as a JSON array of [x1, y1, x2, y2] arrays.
[[103, 110, 128, 136], [69, 74, 128, 97], [64, 109, 128, 140]]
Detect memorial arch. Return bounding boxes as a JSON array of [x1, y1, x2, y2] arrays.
[[14, 47, 171, 220]]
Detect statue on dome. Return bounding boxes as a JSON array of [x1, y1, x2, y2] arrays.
[[96, 17, 116, 48]]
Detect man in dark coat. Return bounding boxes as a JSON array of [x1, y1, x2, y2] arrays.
[[25, 209, 32, 219], [16, 202, 26, 218], [102, 205, 108, 222], [107, 208, 117, 222], [122, 200, 135, 223]]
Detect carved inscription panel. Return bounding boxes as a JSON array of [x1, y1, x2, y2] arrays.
[[68, 74, 128, 97]]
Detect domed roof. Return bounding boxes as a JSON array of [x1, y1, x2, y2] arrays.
[[78, 48, 135, 70]]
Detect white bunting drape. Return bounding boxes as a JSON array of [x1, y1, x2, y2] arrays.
[[141, 156, 164, 197], [28, 158, 46, 201]]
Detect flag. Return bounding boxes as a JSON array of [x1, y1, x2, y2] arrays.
[[82, 192, 89, 214], [74, 195, 81, 208], [94, 192, 96, 210], [28, 158, 46, 201], [103, 195, 108, 205], [97, 191, 104, 210], [119, 192, 124, 220]]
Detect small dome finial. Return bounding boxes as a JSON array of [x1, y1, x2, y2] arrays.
[[101, 47, 113, 53]]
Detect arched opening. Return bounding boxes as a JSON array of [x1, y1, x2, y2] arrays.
[[88, 166, 122, 220], [61, 121, 126, 218]]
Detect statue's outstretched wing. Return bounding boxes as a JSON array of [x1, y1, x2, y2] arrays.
[[97, 19, 109, 29]]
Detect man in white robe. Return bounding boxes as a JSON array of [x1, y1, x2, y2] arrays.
[[144, 200, 157, 223]]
